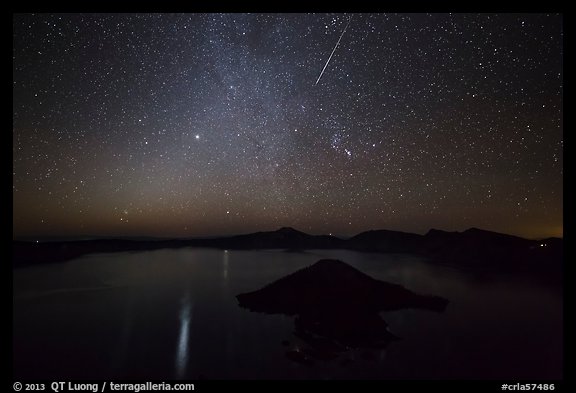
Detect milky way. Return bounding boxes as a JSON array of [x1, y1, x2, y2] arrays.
[[13, 13, 563, 239]]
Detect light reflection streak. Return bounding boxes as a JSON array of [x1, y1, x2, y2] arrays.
[[175, 291, 193, 379]]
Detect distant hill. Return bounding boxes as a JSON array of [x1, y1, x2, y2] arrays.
[[12, 226, 562, 275], [420, 227, 562, 271], [203, 227, 344, 250], [346, 229, 424, 253]]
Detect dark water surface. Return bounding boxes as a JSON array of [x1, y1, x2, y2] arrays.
[[13, 248, 562, 379]]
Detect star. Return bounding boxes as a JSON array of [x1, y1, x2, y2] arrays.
[[11, 13, 562, 239]]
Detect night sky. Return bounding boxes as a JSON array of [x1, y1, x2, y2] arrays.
[[13, 13, 563, 239]]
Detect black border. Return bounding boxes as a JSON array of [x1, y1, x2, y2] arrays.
[[10, 7, 572, 391]]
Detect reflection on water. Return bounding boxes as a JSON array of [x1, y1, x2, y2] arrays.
[[13, 248, 563, 379], [113, 288, 134, 372], [223, 250, 229, 282], [175, 291, 193, 379]]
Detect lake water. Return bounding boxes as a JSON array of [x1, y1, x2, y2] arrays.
[[13, 248, 563, 380]]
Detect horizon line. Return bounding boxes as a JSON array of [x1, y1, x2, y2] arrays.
[[12, 225, 563, 242]]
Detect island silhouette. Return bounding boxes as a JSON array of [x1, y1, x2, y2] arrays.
[[237, 259, 449, 365]]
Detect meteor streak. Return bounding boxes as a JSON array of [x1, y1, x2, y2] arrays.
[[315, 15, 353, 86]]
